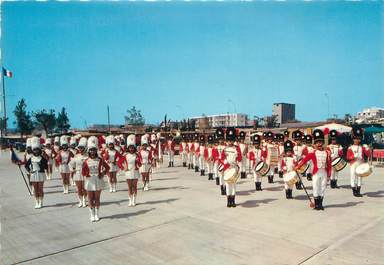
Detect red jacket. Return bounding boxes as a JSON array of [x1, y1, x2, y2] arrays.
[[219, 146, 242, 171], [346, 145, 370, 164], [117, 152, 142, 170], [297, 150, 332, 178], [102, 149, 122, 164]]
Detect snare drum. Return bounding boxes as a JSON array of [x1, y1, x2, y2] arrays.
[[355, 163, 372, 178], [331, 157, 347, 172], [283, 171, 299, 186], [223, 166, 240, 184], [296, 160, 309, 174], [255, 161, 270, 176]]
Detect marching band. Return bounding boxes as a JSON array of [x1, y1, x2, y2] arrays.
[[13, 126, 375, 222]]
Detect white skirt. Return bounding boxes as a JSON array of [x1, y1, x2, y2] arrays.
[[30, 172, 46, 182], [125, 169, 140, 180], [59, 164, 70, 174], [139, 164, 151, 173], [72, 171, 85, 182], [85, 175, 105, 191], [108, 163, 118, 173], [47, 159, 53, 166]]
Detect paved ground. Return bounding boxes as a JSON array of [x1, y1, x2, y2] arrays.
[[0, 150, 383, 265]]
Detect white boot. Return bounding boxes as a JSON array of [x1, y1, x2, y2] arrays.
[[63, 185, 66, 194], [90, 208, 95, 222], [82, 196, 87, 208], [71, 179, 75, 186], [94, 208, 100, 222], [109, 184, 113, 193], [39, 197, 43, 208], [132, 194, 136, 206], [78, 197, 83, 208], [128, 195, 132, 206], [113, 183, 117, 192], [34, 198, 39, 209], [31, 186, 34, 195], [65, 185, 69, 194]]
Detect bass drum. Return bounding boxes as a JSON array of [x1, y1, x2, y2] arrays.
[[331, 157, 347, 172], [355, 163, 372, 178], [223, 165, 240, 184], [255, 161, 270, 176], [283, 171, 299, 186]]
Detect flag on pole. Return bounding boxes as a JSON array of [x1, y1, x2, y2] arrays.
[[2, 67, 13, 78]]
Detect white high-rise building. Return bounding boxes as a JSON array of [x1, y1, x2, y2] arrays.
[[190, 113, 249, 128]]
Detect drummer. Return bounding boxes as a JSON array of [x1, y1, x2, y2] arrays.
[[281, 140, 297, 199], [304, 135, 314, 181], [179, 134, 188, 167], [327, 130, 343, 189], [292, 130, 305, 190], [238, 131, 248, 179], [346, 128, 370, 197], [205, 135, 215, 180], [212, 128, 227, 195], [248, 134, 265, 191], [198, 135, 206, 176], [296, 129, 331, 210], [218, 127, 242, 208]]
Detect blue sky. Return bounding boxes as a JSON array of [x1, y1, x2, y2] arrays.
[[2, 1, 383, 128]]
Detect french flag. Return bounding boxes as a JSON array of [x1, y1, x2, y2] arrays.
[[3, 67, 13, 78]]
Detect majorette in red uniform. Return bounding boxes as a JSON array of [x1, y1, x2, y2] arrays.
[[218, 127, 242, 208], [212, 128, 226, 194], [296, 129, 332, 211], [237, 131, 248, 179], [166, 134, 176, 167], [139, 134, 153, 191], [69, 137, 88, 208], [187, 134, 195, 170], [193, 133, 200, 172], [346, 128, 370, 197], [43, 138, 56, 180], [204, 135, 215, 180], [56, 135, 74, 194], [198, 135, 206, 176], [179, 134, 188, 167]]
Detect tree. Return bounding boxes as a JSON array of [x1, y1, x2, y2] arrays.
[[0, 117, 8, 137], [125, 106, 145, 126], [13, 99, 34, 138], [56, 107, 70, 133], [33, 109, 56, 136]]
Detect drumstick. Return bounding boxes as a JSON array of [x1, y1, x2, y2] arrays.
[[296, 172, 315, 208]]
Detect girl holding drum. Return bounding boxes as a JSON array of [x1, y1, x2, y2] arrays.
[[281, 140, 297, 199], [327, 130, 344, 189], [248, 134, 265, 191]]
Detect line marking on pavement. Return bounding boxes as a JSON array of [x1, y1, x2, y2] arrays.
[[297, 216, 383, 265]]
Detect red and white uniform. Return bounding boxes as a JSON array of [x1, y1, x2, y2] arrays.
[[219, 145, 242, 196], [347, 144, 370, 187], [179, 141, 188, 164], [238, 142, 248, 174], [193, 142, 200, 168], [213, 143, 226, 184], [187, 141, 194, 166], [204, 145, 214, 174], [139, 148, 152, 173], [118, 153, 142, 179], [297, 149, 331, 197], [70, 153, 88, 181], [82, 157, 109, 191], [198, 144, 206, 171], [102, 149, 121, 173], [166, 140, 176, 163], [327, 144, 343, 180], [248, 147, 265, 182], [281, 155, 297, 189], [56, 150, 74, 174]]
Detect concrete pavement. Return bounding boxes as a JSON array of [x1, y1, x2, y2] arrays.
[[0, 150, 383, 265]]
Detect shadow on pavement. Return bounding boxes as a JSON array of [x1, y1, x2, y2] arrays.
[[364, 190, 384, 198], [325, 201, 364, 208], [240, 198, 277, 208], [263, 186, 284, 192], [44, 202, 75, 208], [103, 208, 155, 220]]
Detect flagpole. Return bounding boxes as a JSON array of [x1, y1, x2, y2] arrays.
[[1, 69, 6, 136]]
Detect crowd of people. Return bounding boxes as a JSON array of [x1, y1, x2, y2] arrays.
[[13, 126, 372, 222]]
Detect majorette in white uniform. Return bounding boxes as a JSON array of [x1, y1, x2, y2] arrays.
[[102, 135, 121, 193], [179, 134, 188, 167], [56, 135, 74, 194], [53, 136, 60, 172], [166, 134, 175, 167], [248, 134, 265, 191], [139, 134, 152, 191], [218, 127, 242, 208], [327, 129, 343, 189], [297, 129, 331, 211], [25, 137, 48, 209], [346, 128, 370, 197], [204, 135, 215, 180], [198, 135, 206, 176], [238, 131, 248, 179], [82, 136, 109, 222], [69, 137, 88, 207], [281, 140, 297, 199], [118, 134, 142, 206], [43, 138, 56, 180]]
